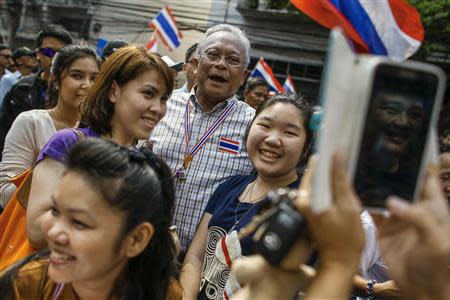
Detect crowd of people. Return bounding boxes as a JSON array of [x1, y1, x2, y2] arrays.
[[0, 23, 449, 300]]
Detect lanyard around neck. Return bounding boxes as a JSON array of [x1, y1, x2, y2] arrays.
[[173, 96, 236, 177]]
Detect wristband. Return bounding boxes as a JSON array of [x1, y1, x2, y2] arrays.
[[365, 279, 377, 300]]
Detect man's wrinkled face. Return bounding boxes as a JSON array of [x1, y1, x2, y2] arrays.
[[193, 32, 248, 106]]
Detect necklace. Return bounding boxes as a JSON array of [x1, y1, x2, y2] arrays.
[[230, 175, 299, 233], [231, 181, 258, 232]]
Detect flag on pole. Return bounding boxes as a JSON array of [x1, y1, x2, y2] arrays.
[[283, 75, 297, 95], [250, 57, 284, 93], [290, 0, 424, 61], [149, 5, 183, 51], [145, 32, 158, 53]]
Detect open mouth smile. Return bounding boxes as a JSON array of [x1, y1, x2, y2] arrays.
[[259, 149, 281, 161]]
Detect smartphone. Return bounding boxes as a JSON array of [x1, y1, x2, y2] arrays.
[[353, 61, 445, 212]]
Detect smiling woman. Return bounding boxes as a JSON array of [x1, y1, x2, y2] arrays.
[[0, 46, 174, 273], [0, 138, 181, 300], [0, 44, 100, 208], [22, 46, 174, 253], [180, 94, 313, 300]]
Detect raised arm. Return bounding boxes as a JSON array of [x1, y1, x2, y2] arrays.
[[180, 213, 212, 300], [26, 157, 65, 248], [377, 166, 450, 300]]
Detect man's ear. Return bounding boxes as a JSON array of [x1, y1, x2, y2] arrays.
[[122, 222, 154, 258], [191, 57, 200, 72], [182, 63, 187, 72], [241, 69, 250, 86], [108, 80, 120, 103]]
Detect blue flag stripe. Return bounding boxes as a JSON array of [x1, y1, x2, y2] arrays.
[[156, 14, 180, 47], [329, 0, 387, 55], [219, 141, 239, 151], [251, 69, 278, 93]]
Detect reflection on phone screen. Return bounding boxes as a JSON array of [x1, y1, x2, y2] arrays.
[[354, 64, 438, 208]]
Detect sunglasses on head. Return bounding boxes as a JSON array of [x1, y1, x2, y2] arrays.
[[38, 47, 57, 58]]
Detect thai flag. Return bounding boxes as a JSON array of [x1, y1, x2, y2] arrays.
[[149, 5, 183, 51], [145, 32, 158, 53], [218, 137, 240, 155], [250, 57, 284, 93], [290, 0, 424, 61], [283, 75, 297, 95]]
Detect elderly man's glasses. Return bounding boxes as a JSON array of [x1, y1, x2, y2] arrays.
[[0, 54, 12, 59], [38, 47, 57, 58], [201, 50, 243, 66]]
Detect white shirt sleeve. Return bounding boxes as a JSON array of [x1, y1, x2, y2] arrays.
[[0, 110, 55, 207]]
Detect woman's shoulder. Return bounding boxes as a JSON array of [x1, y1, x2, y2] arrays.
[[11, 259, 51, 298], [206, 175, 255, 213], [218, 174, 255, 189], [12, 109, 52, 127], [35, 128, 91, 165]]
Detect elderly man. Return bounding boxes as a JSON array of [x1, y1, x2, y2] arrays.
[[151, 24, 254, 252]]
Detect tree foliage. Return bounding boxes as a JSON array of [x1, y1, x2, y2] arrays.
[[409, 0, 450, 57]]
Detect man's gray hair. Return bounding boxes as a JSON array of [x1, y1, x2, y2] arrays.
[[197, 24, 250, 67]]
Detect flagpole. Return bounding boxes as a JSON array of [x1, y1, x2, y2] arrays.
[[223, 0, 230, 23]]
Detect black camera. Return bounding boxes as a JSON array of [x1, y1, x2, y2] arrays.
[[253, 188, 307, 265]]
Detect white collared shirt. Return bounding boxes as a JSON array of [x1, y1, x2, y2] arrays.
[[151, 88, 255, 251]]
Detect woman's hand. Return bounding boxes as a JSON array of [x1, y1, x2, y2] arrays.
[[373, 280, 401, 300], [296, 153, 364, 300], [298, 153, 364, 270], [377, 166, 450, 300]]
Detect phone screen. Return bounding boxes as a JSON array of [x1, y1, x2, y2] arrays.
[[354, 64, 439, 208]]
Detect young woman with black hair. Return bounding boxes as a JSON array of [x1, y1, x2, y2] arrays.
[[0, 44, 100, 208], [0, 138, 181, 299], [181, 94, 313, 300]]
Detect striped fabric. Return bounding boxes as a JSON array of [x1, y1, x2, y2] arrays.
[[151, 89, 255, 251]]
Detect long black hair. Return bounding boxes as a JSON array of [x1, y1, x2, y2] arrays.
[[46, 44, 100, 108], [0, 139, 177, 300]]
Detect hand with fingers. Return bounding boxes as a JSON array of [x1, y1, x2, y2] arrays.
[[377, 166, 450, 300], [298, 153, 365, 300]]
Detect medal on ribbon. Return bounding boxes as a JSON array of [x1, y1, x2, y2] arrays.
[[173, 96, 236, 179]]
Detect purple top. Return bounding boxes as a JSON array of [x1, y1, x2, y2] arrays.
[[35, 127, 100, 165]]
